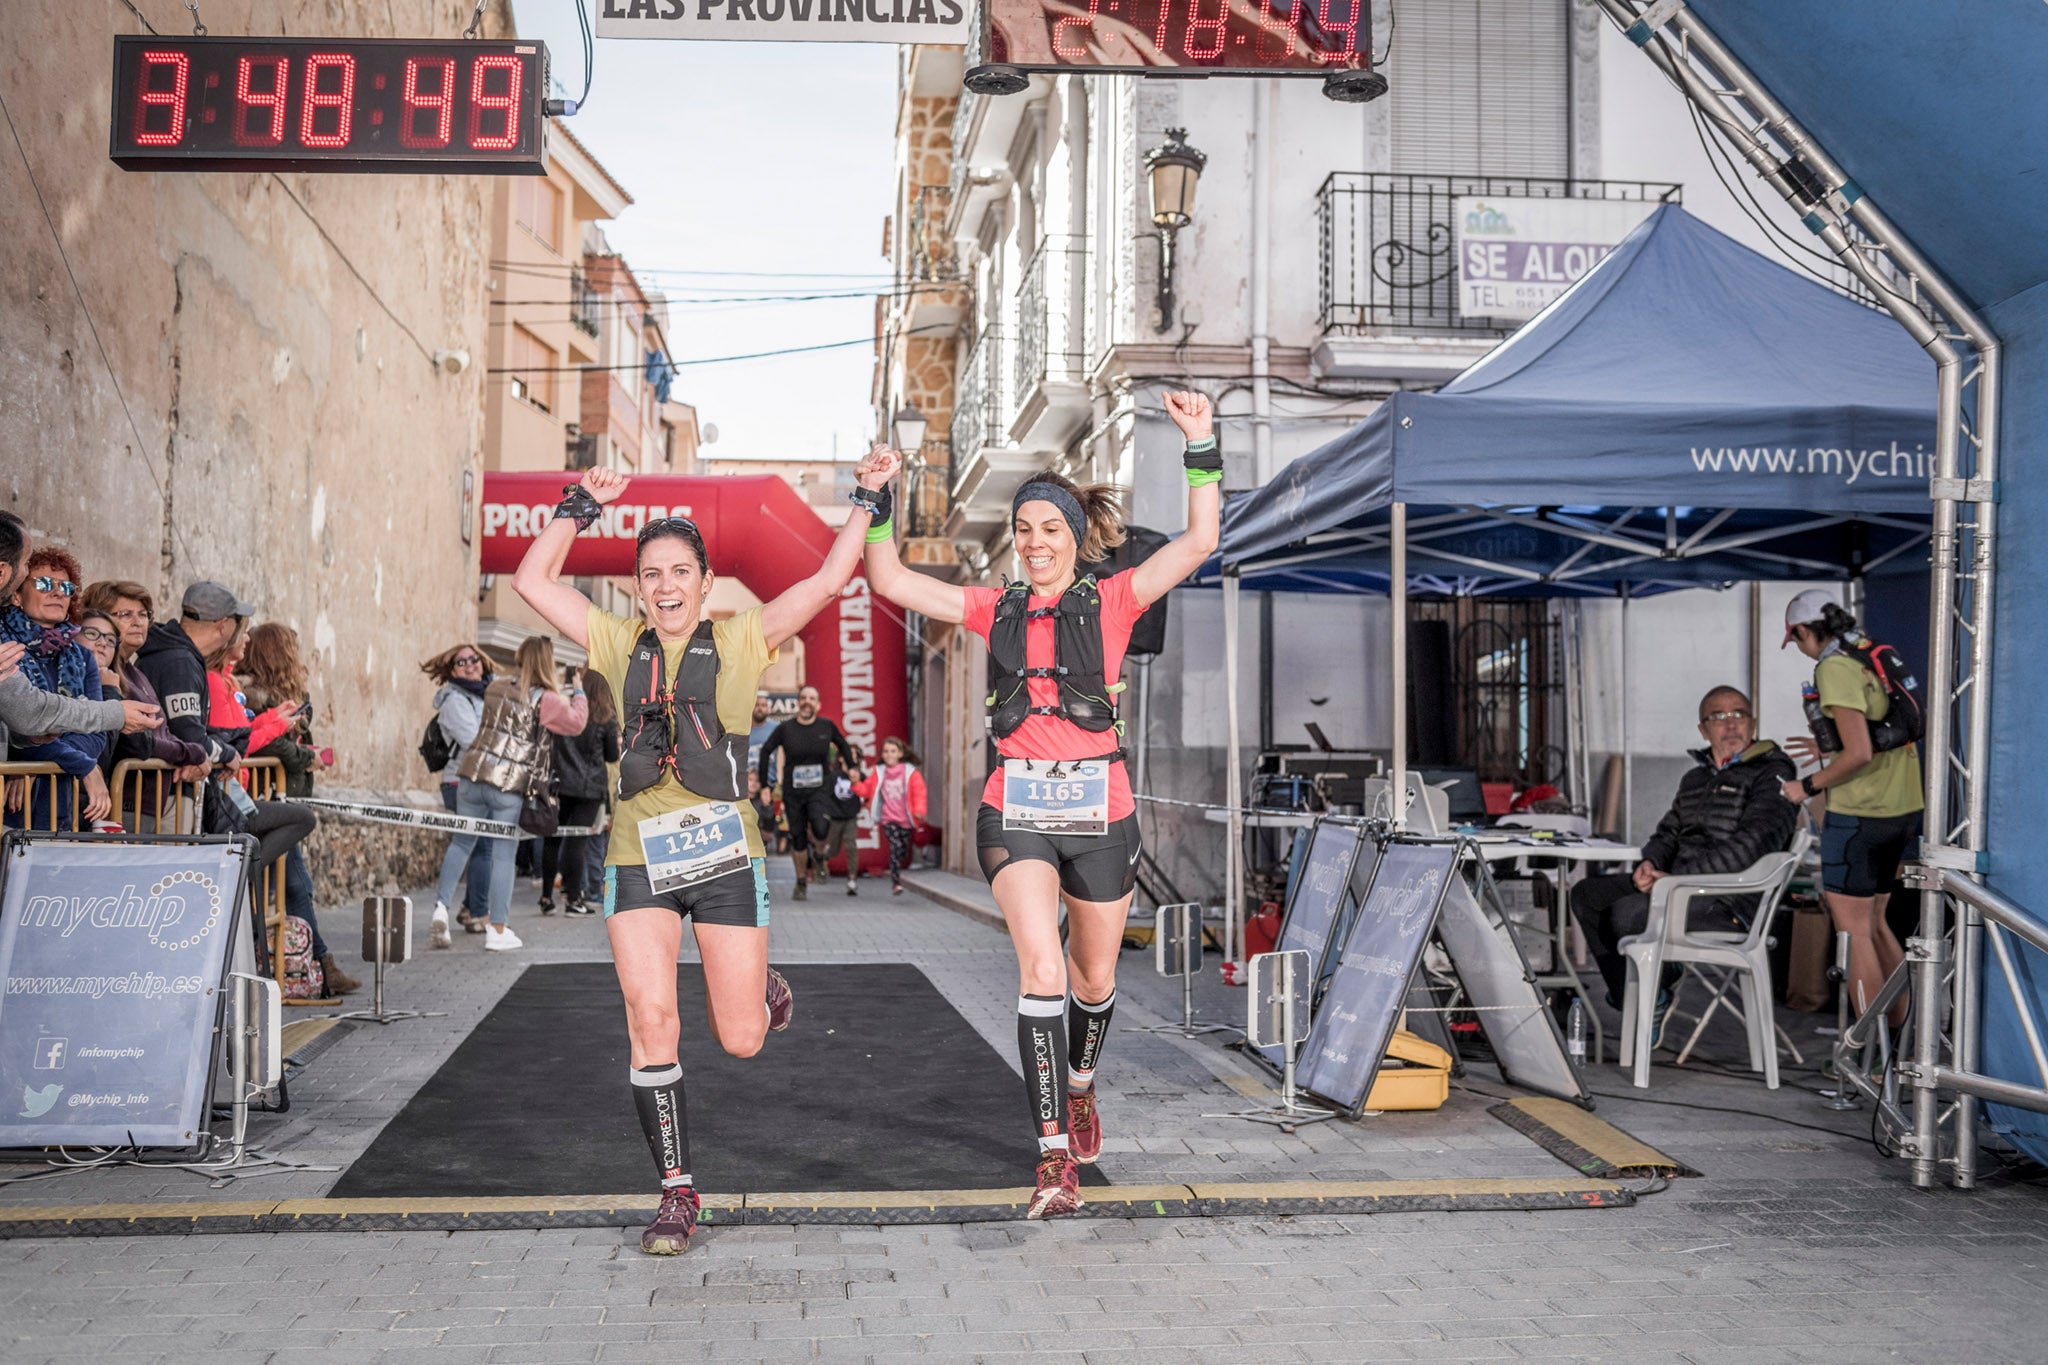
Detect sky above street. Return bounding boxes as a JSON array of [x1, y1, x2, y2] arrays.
[[510, 1, 896, 463]]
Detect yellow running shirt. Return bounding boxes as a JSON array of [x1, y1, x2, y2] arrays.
[[584, 604, 778, 864]]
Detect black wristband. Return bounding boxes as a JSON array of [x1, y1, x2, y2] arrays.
[[1182, 436, 1223, 473], [1800, 773, 1819, 797], [555, 484, 602, 532], [850, 483, 893, 524]]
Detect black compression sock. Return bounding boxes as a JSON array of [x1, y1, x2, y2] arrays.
[[1067, 991, 1116, 1089], [1017, 994, 1070, 1153], [630, 1064, 692, 1189]]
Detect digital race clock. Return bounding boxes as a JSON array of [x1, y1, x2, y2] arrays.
[[968, 0, 1379, 97], [109, 35, 549, 175]]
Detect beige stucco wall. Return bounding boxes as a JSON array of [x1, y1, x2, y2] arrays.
[[0, 1, 507, 803]]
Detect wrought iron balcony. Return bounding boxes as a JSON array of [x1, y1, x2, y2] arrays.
[[570, 268, 602, 338], [1317, 173, 1681, 335], [1013, 235, 1090, 399], [950, 325, 1008, 496]]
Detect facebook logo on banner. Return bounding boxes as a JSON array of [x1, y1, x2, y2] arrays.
[[31, 1038, 67, 1071]]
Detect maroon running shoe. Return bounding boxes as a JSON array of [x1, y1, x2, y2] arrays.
[[765, 966, 795, 1033], [639, 1184, 700, 1256], [1067, 1087, 1103, 1165], [1025, 1148, 1083, 1220]]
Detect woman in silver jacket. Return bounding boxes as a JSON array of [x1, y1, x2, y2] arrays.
[[428, 637, 586, 950]]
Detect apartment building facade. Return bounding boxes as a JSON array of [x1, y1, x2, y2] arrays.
[[873, 3, 1742, 893], [478, 123, 703, 659]]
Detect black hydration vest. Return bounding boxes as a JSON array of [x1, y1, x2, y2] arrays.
[[984, 576, 1122, 743], [617, 620, 747, 801]]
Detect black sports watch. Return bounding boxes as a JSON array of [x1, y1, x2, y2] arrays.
[[849, 482, 893, 524], [1800, 773, 1820, 797]]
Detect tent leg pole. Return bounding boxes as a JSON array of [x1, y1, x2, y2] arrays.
[[1224, 569, 1244, 965], [1391, 502, 1408, 830], [1620, 585, 1632, 844]]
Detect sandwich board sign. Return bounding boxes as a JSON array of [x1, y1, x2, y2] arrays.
[[0, 834, 250, 1151]]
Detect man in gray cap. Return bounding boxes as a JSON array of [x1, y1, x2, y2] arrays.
[[133, 579, 256, 766]]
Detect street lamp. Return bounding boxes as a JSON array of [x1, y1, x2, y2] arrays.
[[1145, 127, 1206, 333], [891, 404, 929, 456]]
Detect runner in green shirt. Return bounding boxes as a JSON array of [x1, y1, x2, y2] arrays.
[[1781, 589, 1923, 1027]]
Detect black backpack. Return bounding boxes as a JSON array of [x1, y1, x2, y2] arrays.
[[1847, 638, 1924, 753], [419, 714, 454, 775]]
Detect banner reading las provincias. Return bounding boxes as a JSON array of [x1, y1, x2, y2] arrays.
[[596, 0, 971, 44]]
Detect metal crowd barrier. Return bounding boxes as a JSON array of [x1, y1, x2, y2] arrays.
[[0, 760, 87, 832], [109, 757, 205, 835], [238, 757, 313, 1005]]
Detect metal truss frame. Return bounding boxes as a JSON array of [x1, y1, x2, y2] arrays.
[[1596, 0, 2015, 1190]]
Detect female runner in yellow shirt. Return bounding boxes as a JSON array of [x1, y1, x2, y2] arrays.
[[514, 465, 877, 1255]]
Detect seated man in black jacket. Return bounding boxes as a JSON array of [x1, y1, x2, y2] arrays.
[[1571, 685, 1799, 1028]]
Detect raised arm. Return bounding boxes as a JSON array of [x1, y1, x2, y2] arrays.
[[856, 444, 968, 626], [513, 467, 629, 649], [760, 471, 879, 652], [1130, 390, 1222, 609]]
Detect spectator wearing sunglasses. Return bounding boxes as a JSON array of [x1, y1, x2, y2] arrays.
[[0, 517, 155, 799], [82, 580, 210, 828], [421, 643, 497, 942], [1569, 686, 1800, 1036], [2, 545, 113, 829]]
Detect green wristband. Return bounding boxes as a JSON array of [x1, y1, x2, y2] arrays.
[[865, 519, 895, 544], [1186, 468, 1223, 489]]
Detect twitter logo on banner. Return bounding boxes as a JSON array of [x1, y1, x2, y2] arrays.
[[19, 1083, 60, 1118]]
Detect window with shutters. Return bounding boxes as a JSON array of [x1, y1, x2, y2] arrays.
[[1388, 0, 1570, 178], [506, 324, 556, 415], [514, 176, 564, 254]]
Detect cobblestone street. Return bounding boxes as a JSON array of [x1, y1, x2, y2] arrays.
[[2, 864, 2044, 1362]]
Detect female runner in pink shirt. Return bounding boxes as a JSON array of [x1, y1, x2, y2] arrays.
[[850, 390, 1221, 1216]]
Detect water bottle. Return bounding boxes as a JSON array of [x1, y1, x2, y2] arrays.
[[1566, 998, 1588, 1065], [1802, 682, 1842, 753]]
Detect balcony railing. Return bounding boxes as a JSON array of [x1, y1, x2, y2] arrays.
[[571, 268, 602, 338], [1317, 173, 1682, 335], [950, 325, 1008, 492], [904, 457, 948, 539], [1013, 235, 1090, 399]]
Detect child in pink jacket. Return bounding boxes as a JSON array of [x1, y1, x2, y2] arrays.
[[851, 736, 927, 894]]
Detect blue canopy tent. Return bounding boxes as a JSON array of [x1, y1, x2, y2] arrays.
[[1626, 0, 2048, 1181], [1199, 202, 1936, 966], [1217, 204, 1936, 597]]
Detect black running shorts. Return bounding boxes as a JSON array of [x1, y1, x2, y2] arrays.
[[604, 859, 770, 927], [976, 803, 1141, 904], [781, 790, 832, 844], [1820, 810, 1922, 898]]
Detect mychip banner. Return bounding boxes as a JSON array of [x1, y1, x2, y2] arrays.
[[0, 835, 249, 1150], [1454, 196, 1659, 322]]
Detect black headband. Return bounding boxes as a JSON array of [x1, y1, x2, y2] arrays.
[[1013, 481, 1086, 547]]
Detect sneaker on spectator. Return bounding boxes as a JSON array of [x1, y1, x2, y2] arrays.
[[484, 926, 523, 951], [430, 904, 452, 950], [1650, 987, 1676, 1050]]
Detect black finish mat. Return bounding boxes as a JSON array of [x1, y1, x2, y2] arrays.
[[331, 962, 1107, 1198]]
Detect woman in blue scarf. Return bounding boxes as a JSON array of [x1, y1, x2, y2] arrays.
[[3, 547, 110, 828]]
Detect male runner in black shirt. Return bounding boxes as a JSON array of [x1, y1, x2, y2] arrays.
[[756, 684, 853, 901]]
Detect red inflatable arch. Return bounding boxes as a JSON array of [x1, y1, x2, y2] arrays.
[[479, 471, 909, 872]]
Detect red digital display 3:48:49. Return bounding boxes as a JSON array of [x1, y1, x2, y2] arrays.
[[985, 0, 1371, 73], [110, 36, 549, 175]]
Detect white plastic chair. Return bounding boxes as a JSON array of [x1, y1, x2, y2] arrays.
[[1617, 827, 1813, 1090]]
